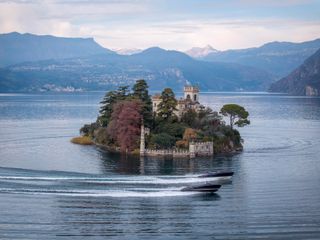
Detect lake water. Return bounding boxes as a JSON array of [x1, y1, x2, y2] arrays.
[[0, 92, 320, 239]]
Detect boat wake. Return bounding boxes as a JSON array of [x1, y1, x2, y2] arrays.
[[0, 187, 198, 198], [0, 175, 222, 185], [0, 168, 226, 198]]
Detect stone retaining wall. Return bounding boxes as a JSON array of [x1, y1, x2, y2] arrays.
[[143, 142, 213, 158], [144, 149, 189, 158]]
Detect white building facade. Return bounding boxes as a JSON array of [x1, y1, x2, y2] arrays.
[[152, 85, 201, 118]]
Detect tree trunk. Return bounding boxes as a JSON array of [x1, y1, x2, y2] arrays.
[[230, 115, 233, 129]]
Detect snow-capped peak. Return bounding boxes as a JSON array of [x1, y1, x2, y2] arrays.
[[113, 48, 143, 55], [185, 45, 219, 58]]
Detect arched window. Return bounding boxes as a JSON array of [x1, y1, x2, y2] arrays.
[[154, 103, 157, 107], [186, 94, 191, 99], [193, 94, 197, 101]]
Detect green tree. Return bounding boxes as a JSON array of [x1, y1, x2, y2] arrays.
[[150, 133, 176, 149], [181, 109, 198, 127], [132, 79, 153, 127], [198, 106, 214, 120], [98, 86, 130, 126], [155, 122, 186, 138], [80, 122, 99, 137], [157, 88, 177, 120], [220, 104, 250, 129], [132, 79, 149, 102]]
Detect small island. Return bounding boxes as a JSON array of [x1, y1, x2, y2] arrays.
[[73, 80, 250, 158]]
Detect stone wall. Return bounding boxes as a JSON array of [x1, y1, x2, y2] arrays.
[[189, 141, 213, 158], [144, 149, 189, 158], [143, 142, 213, 158]]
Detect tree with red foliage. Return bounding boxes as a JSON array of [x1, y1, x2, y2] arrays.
[[107, 100, 142, 153]]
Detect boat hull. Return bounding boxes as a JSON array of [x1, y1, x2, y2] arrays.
[[198, 171, 234, 178], [181, 184, 221, 193]]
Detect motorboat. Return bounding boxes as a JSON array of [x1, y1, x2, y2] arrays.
[[181, 183, 221, 193], [198, 171, 234, 179]]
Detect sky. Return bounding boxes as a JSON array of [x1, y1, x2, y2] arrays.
[[0, 0, 319, 51]]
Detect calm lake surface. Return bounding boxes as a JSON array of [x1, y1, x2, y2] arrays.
[[0, 92, 320, 239]]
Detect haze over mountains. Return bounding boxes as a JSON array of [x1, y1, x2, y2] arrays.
[[0, 32, 319, 93], [201, 39, 320, 78]]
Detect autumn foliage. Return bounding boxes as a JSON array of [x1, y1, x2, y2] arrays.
[[175, 139, 188, 149], [107, 100, 142, 152], [183, 128, 198, 141]]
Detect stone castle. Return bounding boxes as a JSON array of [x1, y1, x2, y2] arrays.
[[140, 85, 214, 158], [152, 85, 201, 118]]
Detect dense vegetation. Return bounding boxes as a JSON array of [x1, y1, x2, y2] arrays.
[[77, 80, 250, 154]]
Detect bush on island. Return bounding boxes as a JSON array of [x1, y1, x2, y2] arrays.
[[149, 133, 176, 149], [71, 136, 93, 145]]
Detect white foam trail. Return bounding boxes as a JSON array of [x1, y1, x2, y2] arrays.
[[0, 175, 223, 185], [0, 188, 198, 198], [0, 176, 113, 181]]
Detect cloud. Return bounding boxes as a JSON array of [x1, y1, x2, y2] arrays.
[[0, 0, 150, 36], [0, 0, 37, 3], [0, 0, 319, 50], [236, 0, 315, 7], [121, 18, 319, 50]]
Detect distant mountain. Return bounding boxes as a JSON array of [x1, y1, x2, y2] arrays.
[[114, 48, 143, 55], [0, 32, 114, 66], [0, 46, 274, 92], [269, 48, 320, 96], [2, 32, 320, 93], [185, 45, 219, 58], [203, 39, 320, 78]]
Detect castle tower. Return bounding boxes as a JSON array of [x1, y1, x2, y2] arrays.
[[151, 94, 161, 113], [184, 86, 199, 102], [140, 124, 145, 156]]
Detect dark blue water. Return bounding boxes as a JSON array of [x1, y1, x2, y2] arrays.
[[0, 92, 320, 239]]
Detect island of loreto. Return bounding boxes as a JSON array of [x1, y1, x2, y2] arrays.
[[73, 80, 249, 158], [1, 1, 320, 239]]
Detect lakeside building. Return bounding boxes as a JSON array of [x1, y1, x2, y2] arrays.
[[152, 86, 201, 118], [143, 85, 214, 158], [140, 123, 213, 158]]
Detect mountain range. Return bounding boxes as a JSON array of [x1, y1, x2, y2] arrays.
[[0, 46, 274, 92], [0, 32, 113, 67], [0, 32, 319, 93], [269, 48, 320, 96], [201, 39, 320, 78]]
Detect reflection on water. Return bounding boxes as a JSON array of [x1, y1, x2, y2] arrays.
[[97, 149, 236, 176], [0, 92, 320, 239]]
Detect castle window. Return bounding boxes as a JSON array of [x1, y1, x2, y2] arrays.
[[194, 95, 197, 101], [154, 103, 156, 107], [186, 94, 191, 99]]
